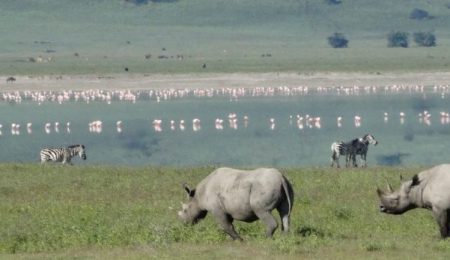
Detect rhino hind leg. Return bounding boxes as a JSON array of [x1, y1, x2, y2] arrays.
[[255, 210, 278, 238]]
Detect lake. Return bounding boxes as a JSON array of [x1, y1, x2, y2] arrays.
[[0, 85, 449, 167]]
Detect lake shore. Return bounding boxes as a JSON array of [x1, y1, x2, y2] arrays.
[[1, 71, 450, 91]]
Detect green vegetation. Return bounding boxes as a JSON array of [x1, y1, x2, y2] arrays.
[[414, 32, 437, 47], [387, 31, 410, 48], [1, 0, 450, 75], [327, 33, 348, 48], [2, 164, 450, 259]]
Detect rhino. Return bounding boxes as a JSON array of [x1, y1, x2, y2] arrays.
[[377, 164, 450, 238], [178, 167, 294, 241]]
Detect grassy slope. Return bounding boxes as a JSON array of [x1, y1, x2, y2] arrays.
[[2, 164, 450, 259], [1, 0, 450, 75]]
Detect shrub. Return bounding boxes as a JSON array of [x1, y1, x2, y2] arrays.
[[326, 0, 342, 5], [410, 8, 433, 20], [387, 31, 409, 48], [124, 0, 178, 4], [327, 33, 348, 48], [413, 32, 436, 47]]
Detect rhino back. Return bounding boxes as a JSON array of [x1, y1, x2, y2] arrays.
[[419, 164, 450, 209], [195, 168, 285, 219]]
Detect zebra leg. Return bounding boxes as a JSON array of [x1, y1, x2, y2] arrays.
[[331, 152, 340, 168], [352, 154, 358, 167], [331, 155, 336, 167], [361, 153, 367, 167]]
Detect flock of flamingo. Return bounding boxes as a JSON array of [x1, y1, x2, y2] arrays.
[[1, 84, 450, 104], [2, 110, 450, 136], [1, 85, 450, 136]]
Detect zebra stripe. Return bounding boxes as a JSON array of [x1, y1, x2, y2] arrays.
[[40, 144, 86, 165]]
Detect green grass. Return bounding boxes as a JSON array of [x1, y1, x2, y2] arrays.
[[2, 0, 450, 75], [2, 164, 450, 259]]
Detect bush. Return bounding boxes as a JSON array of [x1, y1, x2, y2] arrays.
[[387, 31, 409, 48], [326, 0, 342, 5], [410, 8, 433, 20], [413, 32, 436, 47], [327, 33, 348, 48], [124, 0, 178, 4]]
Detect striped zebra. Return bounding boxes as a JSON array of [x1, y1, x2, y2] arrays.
[[353, 134, 378, 167], [331, 134, 378, 168], [40, 144, 87, 165]]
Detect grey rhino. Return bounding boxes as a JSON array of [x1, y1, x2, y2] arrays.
[[377, 164, 450, 238], [178, 167, 294, 240]]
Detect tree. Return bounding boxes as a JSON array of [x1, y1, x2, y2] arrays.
[[387, 31, 409, 48], [413, 32, 436, 47], [327, 33, 348, 48]]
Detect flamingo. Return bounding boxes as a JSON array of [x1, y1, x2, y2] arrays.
[[27, 122, 32, 134], [116, 120, 122, 133]]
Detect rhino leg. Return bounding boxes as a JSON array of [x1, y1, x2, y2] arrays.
[[213, 211, 242, 241], [255, 210, 278, 238], [433, 208, 449, 238]]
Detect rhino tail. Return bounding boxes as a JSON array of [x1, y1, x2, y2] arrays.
[[281, 176, 293, 216]]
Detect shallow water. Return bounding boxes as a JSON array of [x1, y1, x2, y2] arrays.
[[0, 88, 449, 167]]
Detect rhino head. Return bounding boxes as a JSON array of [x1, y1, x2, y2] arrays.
[[376, 175, 420, 215], [178, 183, 207, 225]]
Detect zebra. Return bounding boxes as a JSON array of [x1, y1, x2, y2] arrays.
[[331, 134, 378, 168], [330, 140, 356, 168], [40, 144, 87, 165], [353, 134, 378, 167]]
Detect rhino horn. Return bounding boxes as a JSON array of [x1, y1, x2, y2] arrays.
[[376, 187, 385, 197], [386, 181, 394, 193]]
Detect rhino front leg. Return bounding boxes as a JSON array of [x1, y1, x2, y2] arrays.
[[213, 211, 242, 241], [433, 208, 449, 238]]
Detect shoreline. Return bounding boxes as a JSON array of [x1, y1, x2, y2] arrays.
[[1, 71, 450, 91]]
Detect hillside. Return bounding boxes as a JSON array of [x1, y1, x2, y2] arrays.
[[1, 0, 450, 74]]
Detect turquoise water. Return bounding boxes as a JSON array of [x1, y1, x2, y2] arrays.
[[0, 89, 449, 167]]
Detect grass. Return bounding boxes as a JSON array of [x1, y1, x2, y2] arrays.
[[1, 164, 450, 259]]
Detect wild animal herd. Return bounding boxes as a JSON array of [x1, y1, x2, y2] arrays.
[[38, 134, 450, 241]]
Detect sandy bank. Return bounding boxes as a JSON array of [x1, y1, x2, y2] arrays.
[[1, 72, 450, 91]]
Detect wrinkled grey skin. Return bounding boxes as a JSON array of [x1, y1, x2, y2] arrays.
[[178, 167, 294, 241], [377, 164, 450, 238]]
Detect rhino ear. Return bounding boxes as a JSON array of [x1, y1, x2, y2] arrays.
[[183, 183, 191, 195], [411, 175, 420, 186], [183, 183, 195, 197]]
